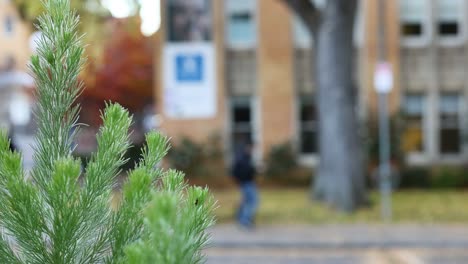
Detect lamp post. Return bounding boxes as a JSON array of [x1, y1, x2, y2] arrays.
[[8, 93, 31, 128], [29, 31, 43, 54], [375, 0, 392, 222]]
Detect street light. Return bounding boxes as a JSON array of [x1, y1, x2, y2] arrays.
[[375, 0, 392, 222], [9, 93, 31, 127], [29, 31, 43, 54]]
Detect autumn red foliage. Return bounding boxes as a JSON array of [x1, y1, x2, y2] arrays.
[[80, 18, 154, 126]]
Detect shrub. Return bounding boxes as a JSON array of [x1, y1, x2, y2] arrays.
[[265, 143, 297, 178], [430, 167, 468, 189], [167, 137, 203, 174], [261, 142, 312, 187], [399, 167, 431, 188], [0, 1, 215, 263], [399, 166, 468, 189], [167, 134, 224, 179], [265, 142, 297, 179]]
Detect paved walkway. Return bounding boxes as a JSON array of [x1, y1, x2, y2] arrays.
[[206, 224, 468, 264]]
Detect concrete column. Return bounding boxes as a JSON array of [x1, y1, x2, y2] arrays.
[[257, 0, 295, 158]]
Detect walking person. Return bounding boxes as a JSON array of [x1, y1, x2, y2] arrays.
[[8, 129, 17, 152], [231, 139, 258, 229]]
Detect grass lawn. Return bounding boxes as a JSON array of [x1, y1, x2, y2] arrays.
[[213, 188, 468, 225]]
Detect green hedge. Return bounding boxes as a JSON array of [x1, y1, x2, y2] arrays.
[[399, 166, 468, 189]]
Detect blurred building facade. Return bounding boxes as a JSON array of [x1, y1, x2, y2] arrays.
[[0, 0, 33, 130], [154, 0, 468, 167], [365, 0, 468, 166], [395, 0, 468, 166]]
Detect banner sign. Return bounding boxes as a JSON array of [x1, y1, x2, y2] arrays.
[[163, 43, 216, 119], [163, 0, 216, 119]]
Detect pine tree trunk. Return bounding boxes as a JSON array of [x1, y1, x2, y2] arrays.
[[312, 0, 367, 211]]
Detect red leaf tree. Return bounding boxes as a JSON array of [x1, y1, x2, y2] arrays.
[[80, 17, 154, 126]]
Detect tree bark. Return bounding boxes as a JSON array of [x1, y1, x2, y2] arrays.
[[312, 0, 366, 211], [282, 0, 367, 211], [280, 0, 321, 32]]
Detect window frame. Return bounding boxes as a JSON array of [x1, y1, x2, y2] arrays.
[[227, 96, 261, 166], [400, 0, 467, 47], [292, 17, 312, 49], [437, 0, 467, 46], [439, 92, 463, 156], [298, 96, 318, 155], [402, 93, 427, 156], [224, 0, 258, 50], [400, 0, 433, 47], [4, 15, 14, 36], [295, 92, 319, 167]]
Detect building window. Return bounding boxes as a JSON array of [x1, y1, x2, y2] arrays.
[[3, 55, 15, 71], [231, 97, 253, 147], [293, 49, 314, 94], [293, 17, 312, 48], [437, 0, 465, 44], [225, 0, 256, 48], [166, 0, 212, 42], [298, 96, 317, 154], [226, 50, 256, 96], [440, 93, 461, 154], [400, 0, 430, 46], [4, 16, 14, 36], [402, 94, 425, 153]]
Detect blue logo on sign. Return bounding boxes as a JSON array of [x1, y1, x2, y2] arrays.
[[176, 54, 203, 82]]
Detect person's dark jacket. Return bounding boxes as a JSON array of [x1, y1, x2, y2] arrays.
[[8, 132, 17, 152], [231, 147, 256, 184]]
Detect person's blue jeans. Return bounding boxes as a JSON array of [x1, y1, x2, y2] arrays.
[[237, 182, 258, 227]]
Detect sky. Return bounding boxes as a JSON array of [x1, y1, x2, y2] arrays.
[[101, 0, 161, 36]]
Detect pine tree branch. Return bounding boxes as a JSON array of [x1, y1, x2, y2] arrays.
[[0, 132, 49, 263], [46, 159, 83, 263], [79, 104, 132, 264], [1, 1, 217, 263], [83, 104, 132, 197], [30, 0, 85, 196], [106, 132, 170, 264], [125, 171, 216, 264], [0, 232, 21, 264]]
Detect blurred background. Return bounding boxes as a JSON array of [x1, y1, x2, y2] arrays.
[[2, 0, 468, 263]]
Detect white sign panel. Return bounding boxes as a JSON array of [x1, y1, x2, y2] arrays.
[[163, 43, 216, 119], [374, 62, 393, 94]]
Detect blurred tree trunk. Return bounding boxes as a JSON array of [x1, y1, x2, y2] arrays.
[[282, 0, 366, 211]]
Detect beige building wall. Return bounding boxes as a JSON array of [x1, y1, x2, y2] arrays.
[[0, 0, 31, 72], [0, 1, 32, 129], [257, 0, 295, 157]]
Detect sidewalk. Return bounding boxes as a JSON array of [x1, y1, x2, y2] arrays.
[[207, 224, 468, 263], [209, 224, 468, 249]]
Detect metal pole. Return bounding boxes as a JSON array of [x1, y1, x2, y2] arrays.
[[377, 0, 392, 222], [378, 93, 392, 221]]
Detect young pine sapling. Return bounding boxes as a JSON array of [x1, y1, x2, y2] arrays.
[[0, 1, 215, 263]]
